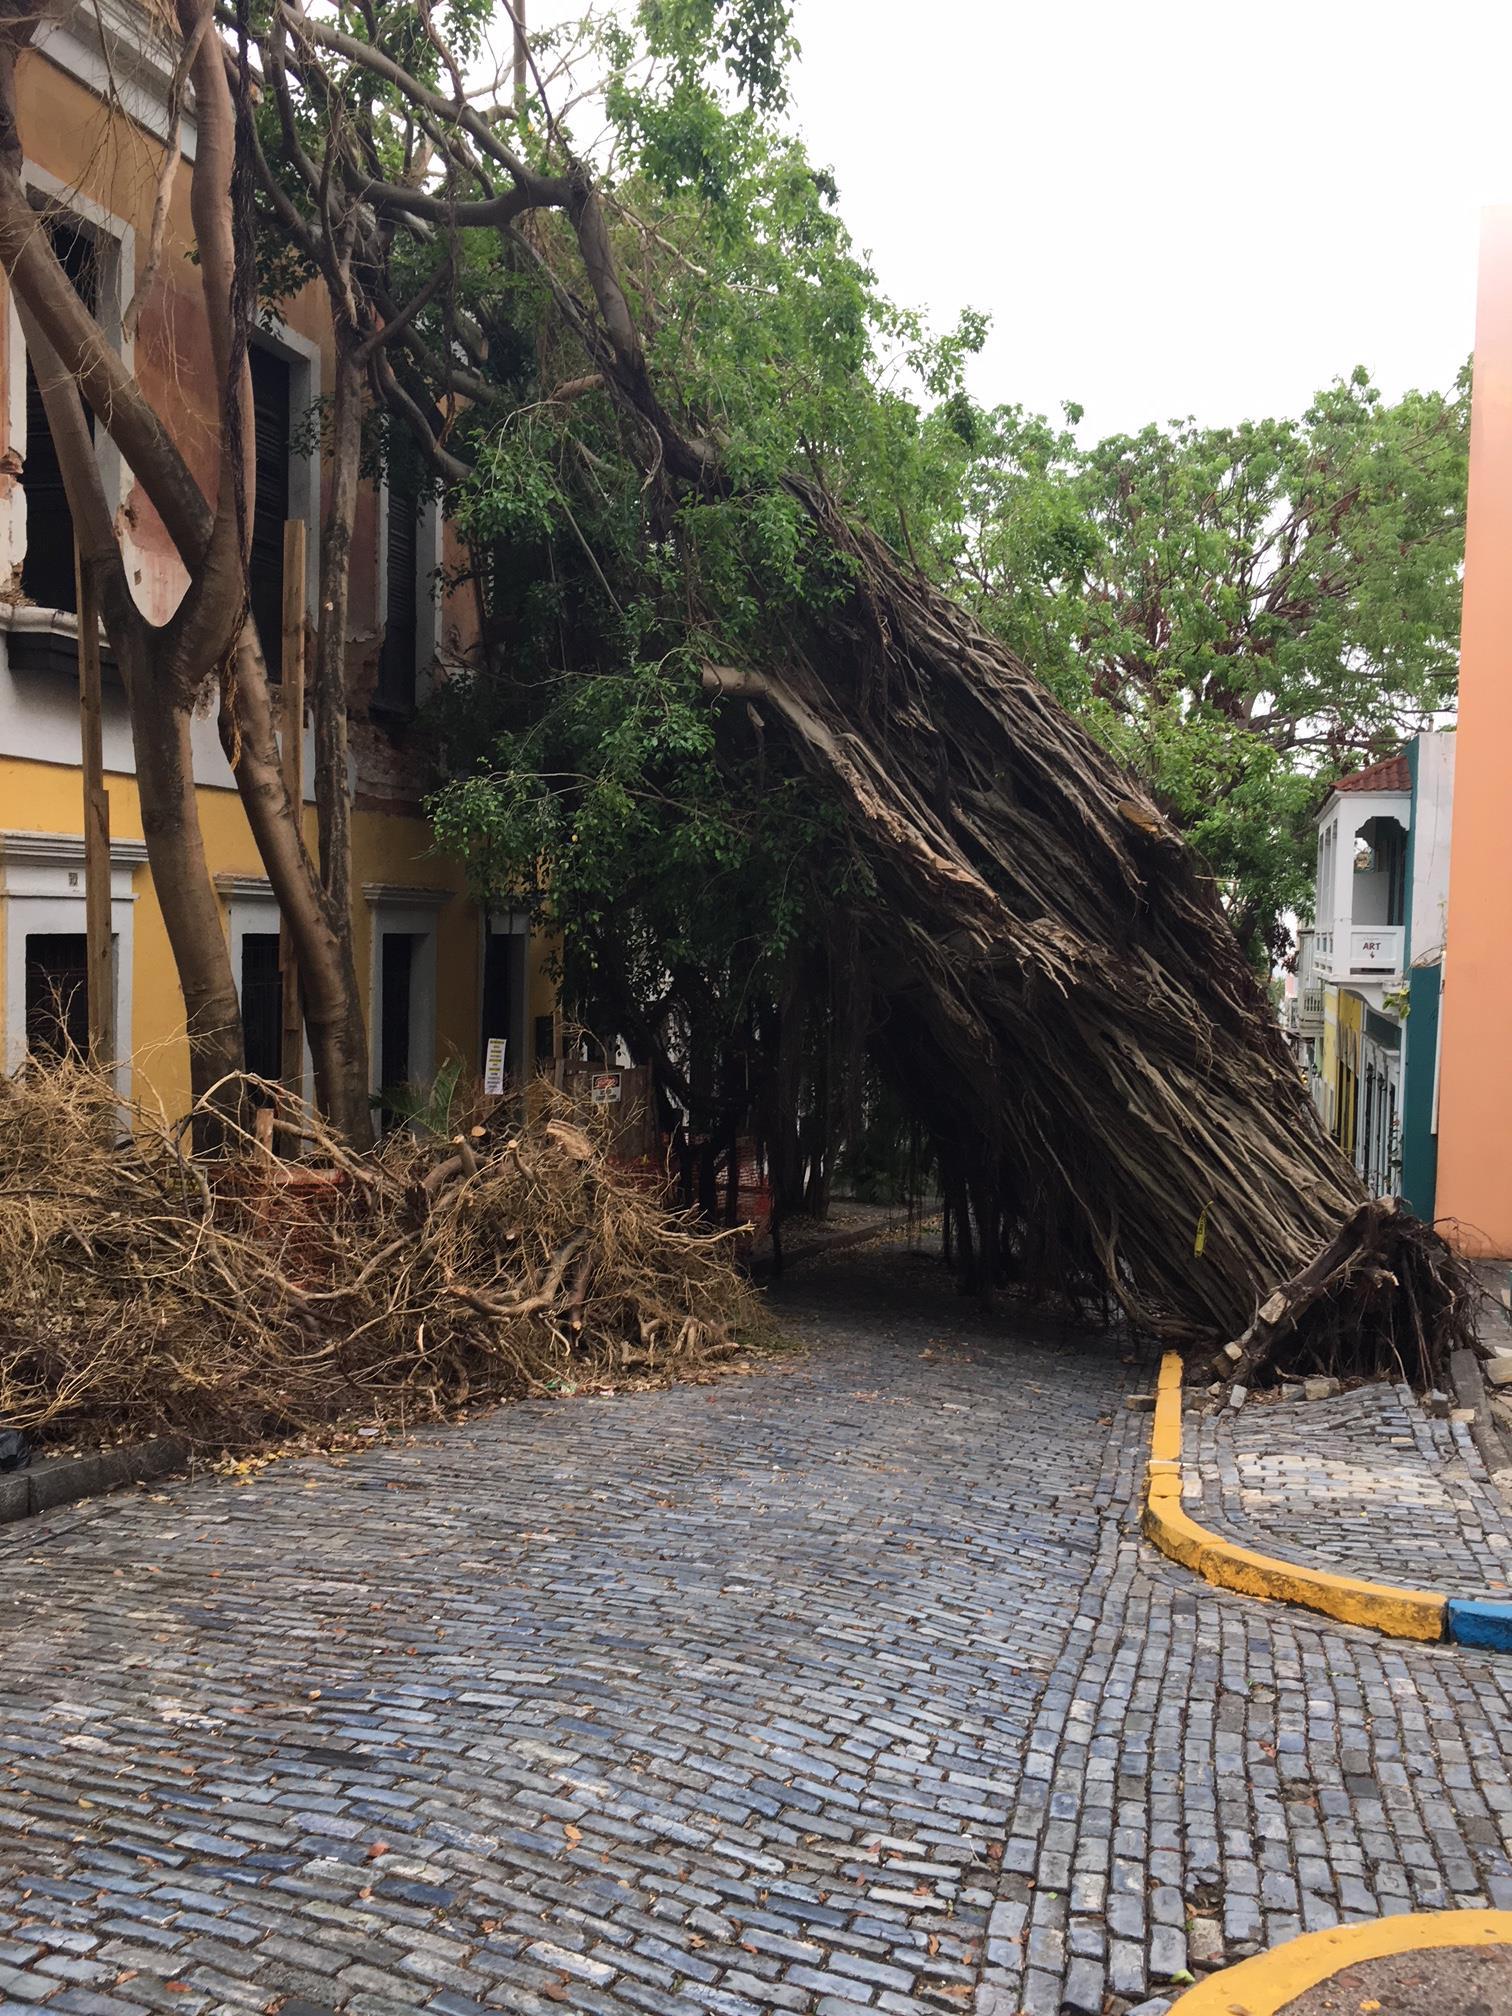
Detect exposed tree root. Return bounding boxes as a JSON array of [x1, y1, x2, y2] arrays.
[[1204, 1199, 1474, 1388], [700, 482, 1475, 1385]]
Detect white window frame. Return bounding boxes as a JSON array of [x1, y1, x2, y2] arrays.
[[4, 162, 135, 594], [0, 828, 145, 1093], [33, 0, 200, 161], [366, 886, 449, 1102], [375, 473, 444, 706]]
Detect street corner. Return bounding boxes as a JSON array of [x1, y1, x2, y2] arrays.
[[1165, 1910, 1512, 2016], [1138, 1350, 1512, 1645]]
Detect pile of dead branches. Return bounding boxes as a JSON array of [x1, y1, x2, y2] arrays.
[[0, 1060, 759, 1448]]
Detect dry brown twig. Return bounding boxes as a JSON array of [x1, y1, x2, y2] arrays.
[[0, 1057, 763, 1447]]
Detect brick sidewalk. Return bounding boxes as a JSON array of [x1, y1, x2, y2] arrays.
[[1188, 1383, 1512, 1599], [2, 1245, 1512, 2016]]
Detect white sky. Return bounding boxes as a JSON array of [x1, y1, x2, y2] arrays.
[[784, 0, 1512, 437]]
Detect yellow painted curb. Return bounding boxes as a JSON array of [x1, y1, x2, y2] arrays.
[[1152, 1378, 1183, 1463], [1166, 1908, 1512, 2014], [1143, 1352, 1447, 1643]]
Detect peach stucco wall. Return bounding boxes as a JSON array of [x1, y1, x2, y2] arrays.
[[1436, 208, 1512, 1259]]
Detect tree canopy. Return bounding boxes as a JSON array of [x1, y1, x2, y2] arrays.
[[256, 0, 1459, 1202], [932, 376, 1469, 959]]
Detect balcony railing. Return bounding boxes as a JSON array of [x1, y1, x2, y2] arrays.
[[1348, 924, 1403, 975], [1310, 925, 1404, 982], [1300, 984, 1325, 1022]]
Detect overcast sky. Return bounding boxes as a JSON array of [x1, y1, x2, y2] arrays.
[[783, 0, 1512, 438]]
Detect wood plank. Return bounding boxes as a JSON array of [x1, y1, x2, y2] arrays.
[[279, 518, 307, 1098], [75, 545, 112, 1061]]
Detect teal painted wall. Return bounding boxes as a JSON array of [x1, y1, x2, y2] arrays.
[[1399, 959, 1442, 1220]]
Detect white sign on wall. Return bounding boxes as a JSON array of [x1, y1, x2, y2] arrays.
[[483, 1037, 508, 1096]]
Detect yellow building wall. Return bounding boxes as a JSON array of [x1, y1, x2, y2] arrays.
[[1335, 990, 1363, 1156], [3, 45, 484, 665], [1, 753, 557, 1121], [0, 44, 553, 1120]]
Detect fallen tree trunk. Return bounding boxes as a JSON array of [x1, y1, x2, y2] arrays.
[[702, 485, 1473, 1385]]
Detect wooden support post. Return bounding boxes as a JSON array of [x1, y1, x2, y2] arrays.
[[513, 0, 527, 104], [75, 545, 112, 1062], [279, 519, 307, 1099]]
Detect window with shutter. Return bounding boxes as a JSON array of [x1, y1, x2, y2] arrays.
[[377, 931, 416, 1132], [377, 450, 421, 715], [20, 216, 99, 614], [249, 345, 291, 678]]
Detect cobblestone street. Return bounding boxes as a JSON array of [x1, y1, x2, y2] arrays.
[[1189, 1382, 1512, 1599], [4, 1244, 1512, 2016]]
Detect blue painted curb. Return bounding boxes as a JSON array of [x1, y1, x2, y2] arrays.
[[1446, 1599, 1512, 1651]]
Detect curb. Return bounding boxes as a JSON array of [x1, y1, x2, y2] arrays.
[[1141, 1352, 1498, 1644], [1449, 1343, 1512, 1483], [1166, 1908, 1512, 2013], [0, 1436, 190, 1527]]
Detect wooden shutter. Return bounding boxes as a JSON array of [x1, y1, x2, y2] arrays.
[[20, 218, 99, 614], [377, 457, 420, 714], [249, 346, 291, 676], [239, 932, 283, 1083], [25, 933, 90, 1059]]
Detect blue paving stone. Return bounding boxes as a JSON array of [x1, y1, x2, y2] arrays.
[[1447, 1599, 1512, 1651], [3, 1242, 1512, 2014]]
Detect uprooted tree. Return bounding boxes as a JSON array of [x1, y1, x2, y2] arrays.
[[226, 0, 1474, 1383], [0, 0, 1475, 1387]]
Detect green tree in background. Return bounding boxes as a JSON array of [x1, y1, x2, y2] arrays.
[[935, 371, 1469, 961]]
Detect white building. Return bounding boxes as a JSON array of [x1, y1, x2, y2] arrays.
[[1312, 753, 1411, 999], [1299, 735, 1456, 1201]]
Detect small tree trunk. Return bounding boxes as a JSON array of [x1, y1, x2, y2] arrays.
[[967, 1173, 996, 1304], [219, 633, 374, 1147], [115, 630, 244, 1126], [10, 289, 246, 1140], [0, 14, 375, 1148], [313, 346, 360, 925], [770, 947, 806, 1215], [948, 1169, 975, 1288]]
